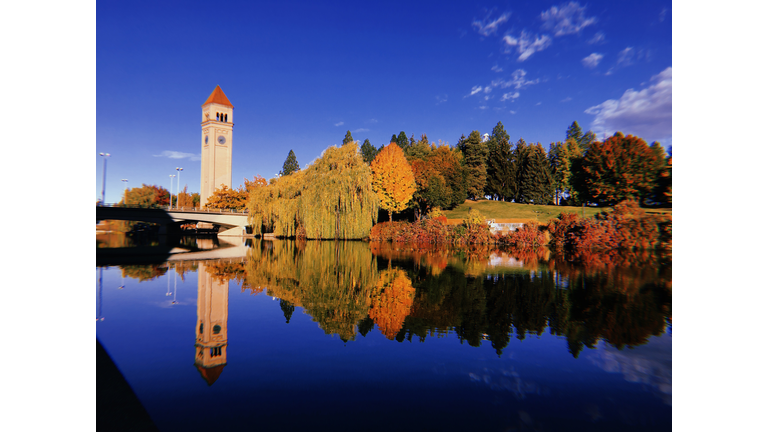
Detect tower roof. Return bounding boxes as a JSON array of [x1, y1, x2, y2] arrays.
[[196, 364, 226, 386], [202, 85, 233, 108]]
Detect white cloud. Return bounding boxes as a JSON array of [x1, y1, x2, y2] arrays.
[[588, 31, 605, 44], [491, 65, 503, 72], [500, 92, 520, 102], [585, 67, 672, 143], [365, 118, 379, 124], [472, 11, 510, 37], [502, 30, 552, 61], [617, 47, 635, 66], [582, 53, 603, 68], [352, 128, 369, 133], [540, 2, 597, 36], [154, 151, 201, 161], [334, 121, 344, 127], [509, 110, 516, 114], [466, 85, 484, 97], [479, 105, 488, 110], [561, 96, 572, 103], [436, 94, 448, 104]]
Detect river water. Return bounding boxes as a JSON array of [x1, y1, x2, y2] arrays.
[[96, 237, 671, 431]]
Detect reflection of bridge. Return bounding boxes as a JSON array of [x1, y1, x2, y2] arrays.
[[96, 205, 250, 236]]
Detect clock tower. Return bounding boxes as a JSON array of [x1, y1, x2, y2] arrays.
[[200, 85, 234, 208]]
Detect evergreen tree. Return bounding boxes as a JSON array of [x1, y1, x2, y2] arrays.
[[485, 121, 515, 201], [460, 131, 489, 200], [396, 131, 409, 150], [566, 121, 583, 143], [360, 138, 378, 164], [280, 299, 294, 323], [343, 130, 354, 145], [279, 149, 300, 176]]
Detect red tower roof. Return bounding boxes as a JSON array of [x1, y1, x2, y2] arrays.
[[202, 85, 233, 108]]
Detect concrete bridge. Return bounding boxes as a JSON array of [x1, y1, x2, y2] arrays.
[[96, 205, 251, 236]]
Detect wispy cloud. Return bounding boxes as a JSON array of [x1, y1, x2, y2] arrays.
[[365, 118, 379, 124], [465, 85, 484, 97], [154, 150, 201, 161], [472, 11, 510, 37], [659, 8, 668, 23], [502, 31, 552, 61], [586, 67, 672, 142], [606, 47, 650, 75], [334, 121, 344, 127], [561, 96, 572, 103], [588, 31, 605, 44], [540, 2, 597, 36], [509, 110, 516, 114], [436, 94, 448, 104], [582, 53, 603, 68], [352, 128, 369, 133], [491, 65, 503, 72], [500, 92, 520, 102]]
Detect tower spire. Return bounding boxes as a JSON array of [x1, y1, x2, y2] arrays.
[[202, 85, 233, 107]]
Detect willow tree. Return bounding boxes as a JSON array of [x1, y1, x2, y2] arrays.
[[247, 142, 379, 239], [371, 142, 417, 222]]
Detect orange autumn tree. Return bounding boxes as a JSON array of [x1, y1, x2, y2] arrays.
[[371, 142, 417, 221], [368, 269, 416, 339]]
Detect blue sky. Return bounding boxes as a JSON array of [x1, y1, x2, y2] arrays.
[[95, 0, 672, 203]]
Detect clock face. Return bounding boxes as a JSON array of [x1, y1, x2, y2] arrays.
[[205, 135, 209, 144], [218, 135, 226, 145]]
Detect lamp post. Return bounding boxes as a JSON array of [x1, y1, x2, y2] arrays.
[[121, 179, 128, 205], [176, 167, 183, 208], [169, 174, 176, 209], [99, 153, 110, 205]]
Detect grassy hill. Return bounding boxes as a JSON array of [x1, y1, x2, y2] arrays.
[[442, 199, 670, 224]]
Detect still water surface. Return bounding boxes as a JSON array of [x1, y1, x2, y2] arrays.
[[96, 238, 671, 431]]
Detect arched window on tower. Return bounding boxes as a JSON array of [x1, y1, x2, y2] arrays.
[[224, 113, 228, 122], [216, 112, 220, 121]]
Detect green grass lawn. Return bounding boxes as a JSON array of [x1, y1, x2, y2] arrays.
[[442, 199, 671, 223]]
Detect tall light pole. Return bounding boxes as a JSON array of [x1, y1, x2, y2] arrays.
[[121, 179, 128, 205], [176, 167, 183, 208], [169, 174, 176, 209], [99, 153, 110, 205]]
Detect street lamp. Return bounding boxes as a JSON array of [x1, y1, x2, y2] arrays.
[[176, 167, 183, 208], [99, 153, 110, 205], [169, 174, 176, 209], [121, 179, 128, 206]]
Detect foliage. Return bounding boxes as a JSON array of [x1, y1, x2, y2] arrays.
[[582, 132, 665, 205], [204, 184, 248, 210], [547, 200, 671, 251], [370, 142, 417, 221], [122, 184, 170, 208], [343, 130, 354, 145], [515, 140, 554, 204], [484, 121, 515, 201], [360, 138, 378, 164], [395, 131, 409, 150], [248, 142, 378, 239], [279, 149, 300, 176], [176, 186, 196, 208], [458, 131, 489, 200], [369, 269, 416, 339], [495, 221, 547, 248]]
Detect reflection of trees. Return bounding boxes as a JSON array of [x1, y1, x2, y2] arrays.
[[188, 240, 671, 357], [119, 264, 167, 282], [380, 245, 671, 356], [242, 241, 379, 341], [368, 269, 416, 339]]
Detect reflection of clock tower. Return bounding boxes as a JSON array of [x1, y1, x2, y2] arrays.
[[194, 261, 229, 386], [200, 85, 233, 208]]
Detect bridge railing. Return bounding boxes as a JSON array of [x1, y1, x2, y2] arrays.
[[97, 203, 248, 214]]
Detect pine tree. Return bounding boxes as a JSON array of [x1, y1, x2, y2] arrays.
[[461, 131, 489, 200], [343, 130, 354, 145], [360, 139, 378, 164], [485, 122, 514, 201], [396, 131, 409, 150], [279, 149, 300, 176]]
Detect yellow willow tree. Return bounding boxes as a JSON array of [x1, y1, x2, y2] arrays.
[[371, 142, 417, 222], [247, 142, 379, 239]]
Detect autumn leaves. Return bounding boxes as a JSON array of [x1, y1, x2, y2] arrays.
[[371, 143, 417, 222]]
